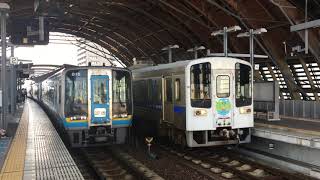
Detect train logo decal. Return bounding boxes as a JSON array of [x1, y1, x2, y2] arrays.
[[216, 98, 231, 117]]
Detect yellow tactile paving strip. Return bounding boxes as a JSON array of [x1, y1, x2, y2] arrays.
[[0, 104, 29, 180]]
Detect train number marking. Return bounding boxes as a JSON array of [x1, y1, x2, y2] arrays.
[[94, 108, 107, 117]]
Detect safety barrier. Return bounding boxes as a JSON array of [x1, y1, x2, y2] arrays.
[[279, 100, 320, 120]]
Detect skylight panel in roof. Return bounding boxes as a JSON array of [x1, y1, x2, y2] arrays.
[[302, 85, 311, 88]]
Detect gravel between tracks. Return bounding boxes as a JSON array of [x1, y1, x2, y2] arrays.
[[123, 145, 211, 180]]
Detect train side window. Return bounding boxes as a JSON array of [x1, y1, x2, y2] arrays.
[[175, 79, 181, 101], [216, 75, 230, 98], [165, 78, 172, 102], [157, 79, 162, 103], [58, 85, 61, 104], [147, 79, 153, 103]]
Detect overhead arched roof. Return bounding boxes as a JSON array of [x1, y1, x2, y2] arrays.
[[6, 0, 320, 100]]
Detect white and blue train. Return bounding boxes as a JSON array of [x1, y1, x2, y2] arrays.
[[30, 66, 133, 147], [132, 57, 253, 147]]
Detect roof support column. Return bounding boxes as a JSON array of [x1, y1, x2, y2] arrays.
[[0, 3, 9, 130]]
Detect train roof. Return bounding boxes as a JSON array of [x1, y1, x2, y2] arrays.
[[33, 65, 130, 83], [132, 57, 251, 73], [63, 65, 130, 72]]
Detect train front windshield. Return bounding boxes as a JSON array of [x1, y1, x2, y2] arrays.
[[190, 62, 211, 108], [112, 70, 132, 118], [65, 69, 88, 117], [235, 63, 252, 107]]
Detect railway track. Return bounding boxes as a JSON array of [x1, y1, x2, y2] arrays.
[[81, 147, 136, 180], [158, 144, 316, 180], [70, 149, 100, 180], [79, 146, 164, 180]]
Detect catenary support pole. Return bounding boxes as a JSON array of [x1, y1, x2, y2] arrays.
[[1, 11, 7, 129]]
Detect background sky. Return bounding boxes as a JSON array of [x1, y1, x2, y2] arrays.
[[14, 43, 78, 65]]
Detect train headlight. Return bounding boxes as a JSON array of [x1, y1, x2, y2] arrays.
[[120, 113, 128, 118], [194, 109, 208, 116], [113, 114, 128, 118], [240, 107, 251, 114]]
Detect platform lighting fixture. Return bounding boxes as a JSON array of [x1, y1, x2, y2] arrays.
[[237, 28, 267, 38], [211, 26, 241, 57], [237, 28, 267, 66], [161, 44, 179, 63], [211, 25, 241, 36], [187, 46, 206, 59]]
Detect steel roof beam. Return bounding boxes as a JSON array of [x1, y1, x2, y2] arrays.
[[299, 58, 320, 101], [270, 0, 320, 64], [63, 8, 168, 63], [100, 1, 196, 46], [55, 27, 131, 65], [55, 22, 137, 60], [266, 63, 284, 99], [215, 0, 305, 100]]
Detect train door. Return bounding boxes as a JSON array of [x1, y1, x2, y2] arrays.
[[163, 76, 174, 124], [173, 75, 185, 129], [90, 75, 110, 126], [214, 71, 234, 127]]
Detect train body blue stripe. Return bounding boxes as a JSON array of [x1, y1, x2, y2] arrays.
[[62, 118, 132, 128], [136, 104, 185, 113], [63, 119, 88, 128], [174, 106, 186, 113], [112, 120, 132, 125]]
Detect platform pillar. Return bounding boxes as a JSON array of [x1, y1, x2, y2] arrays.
[[0, 3, 9, 129]]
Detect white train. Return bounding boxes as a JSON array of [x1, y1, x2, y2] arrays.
[[132, 57, 253, 147]]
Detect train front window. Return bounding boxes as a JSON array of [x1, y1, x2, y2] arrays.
[[190, 62, 211, 108], [93, 79, 107, 104], [112, 70, 132, 117], [65, 70, 88, 117], [235, 63, 252, 107], [216, 75, 230, 98]]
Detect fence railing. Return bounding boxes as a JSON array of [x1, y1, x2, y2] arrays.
[[279, 100, 320, 120]]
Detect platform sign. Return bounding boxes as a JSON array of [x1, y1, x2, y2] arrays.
[[10, 16, 49, 45], [254, 64, 260, 70], [9, 57, 18, 65]]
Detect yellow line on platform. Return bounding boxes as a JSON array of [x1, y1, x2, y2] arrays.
[[255, 122, 320, 137], [0, 104, 29, 180]]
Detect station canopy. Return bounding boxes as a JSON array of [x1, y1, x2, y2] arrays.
[[6, 0, 320, 101]]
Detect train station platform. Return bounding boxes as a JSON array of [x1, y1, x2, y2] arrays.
[[254, 118, 320, 149], [242, 117, 320, 178], [0, 100, 84, 180]]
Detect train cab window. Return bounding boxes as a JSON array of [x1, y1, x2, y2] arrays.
[[190, 62, 211, 108], [65, 69, 88, 117], [235, 63, 252, 107], [175, 79, 181, 101], [165, 78, 172, 102], [112, 70, 132, 117], [216, 75, 230, 98], [93, 79, 107, 104]]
